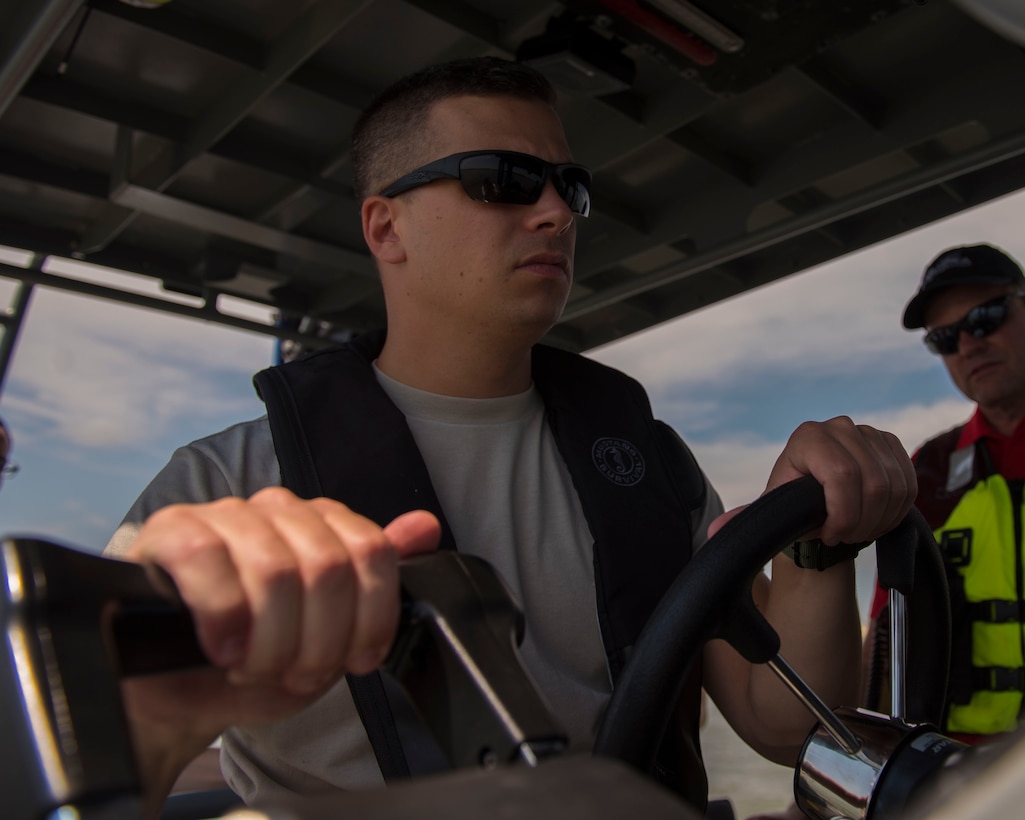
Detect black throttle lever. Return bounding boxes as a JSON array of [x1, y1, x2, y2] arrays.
[[1, 535, 208, 820], [0, 535, 567, 820], [385, 551, 568, 769]]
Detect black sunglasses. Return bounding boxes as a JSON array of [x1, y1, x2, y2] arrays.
[[924, 291, 1025, 355], [378, 150, 591, 217]]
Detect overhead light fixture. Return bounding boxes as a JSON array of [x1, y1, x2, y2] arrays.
[[642, 0, 745, 53], [590, 0, 718, 66]]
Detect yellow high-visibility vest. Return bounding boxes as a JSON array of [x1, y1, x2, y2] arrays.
[[938, 473, 1025, 735]]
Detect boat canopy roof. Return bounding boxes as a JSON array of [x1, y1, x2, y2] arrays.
[[2, 0, 1025, 352]]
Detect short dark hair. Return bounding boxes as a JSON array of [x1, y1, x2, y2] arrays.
[[351, 57, 558, 201]]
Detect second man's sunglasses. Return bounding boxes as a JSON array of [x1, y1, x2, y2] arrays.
[[379, 150, 591, 217], [924, 291, 1025, 355]]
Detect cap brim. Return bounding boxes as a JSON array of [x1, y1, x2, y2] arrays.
[[902, 271, 1017, 329]]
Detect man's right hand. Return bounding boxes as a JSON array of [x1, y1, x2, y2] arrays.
[[119, 488, 441, 815]]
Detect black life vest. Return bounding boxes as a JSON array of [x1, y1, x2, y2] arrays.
[[253, 329, 708, 804]]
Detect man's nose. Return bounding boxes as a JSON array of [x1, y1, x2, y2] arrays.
[[530, 179, 574, 229]]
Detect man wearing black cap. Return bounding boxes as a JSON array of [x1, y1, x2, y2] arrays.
[[863, 243, 1025, 744]]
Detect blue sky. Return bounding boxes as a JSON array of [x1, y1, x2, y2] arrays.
[[2, 187, 1022, 615]]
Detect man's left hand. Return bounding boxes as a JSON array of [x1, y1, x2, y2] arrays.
[[709, 416, 916, 545], [765, 416, 915, 545]]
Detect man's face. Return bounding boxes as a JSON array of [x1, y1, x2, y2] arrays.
[[923, 283, 1025, 412], [383, 95, 578, 341]]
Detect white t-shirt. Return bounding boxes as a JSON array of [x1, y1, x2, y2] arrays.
[[106, 364, 721, 804]]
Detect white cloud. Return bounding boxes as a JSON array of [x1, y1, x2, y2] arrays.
[[591, 187, 1025, 393], [689, 435, 783, 511], [590, 245, 923, 390], [5, 287, 274, 450], [856, 398, 976, 456]]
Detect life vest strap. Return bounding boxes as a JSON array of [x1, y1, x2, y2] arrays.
[[973, 666, 1025, 692], [967, 600, 1024, 623]]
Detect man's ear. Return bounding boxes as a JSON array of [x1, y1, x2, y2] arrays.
[[362, 196, 406, 265]]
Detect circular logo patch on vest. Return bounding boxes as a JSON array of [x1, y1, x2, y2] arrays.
[[592, 437, 645, 486]]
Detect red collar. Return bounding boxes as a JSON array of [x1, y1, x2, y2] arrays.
[[957, 408, 1025, 480]]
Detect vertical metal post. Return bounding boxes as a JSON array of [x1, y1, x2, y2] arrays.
[[0, 280, 35, 401], [889, 588, 908, 720]]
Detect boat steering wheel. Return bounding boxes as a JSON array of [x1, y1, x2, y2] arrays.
[[594, 475, 951, 812]]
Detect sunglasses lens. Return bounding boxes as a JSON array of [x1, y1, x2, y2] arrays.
[[459, 155, 544, 205], [554, 166, 591, 217], [382, 151, 593, 217], [968, 303, 1007, 337], [458, 154, 592, 216], [924, 328, 957, 355], [924, 299, 1011, 355]]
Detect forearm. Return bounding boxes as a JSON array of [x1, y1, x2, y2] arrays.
[[121, 674, 227, 819], [741, 557, 861, 761], [708, 415, 914, 763], [131, 735, 209, 820]]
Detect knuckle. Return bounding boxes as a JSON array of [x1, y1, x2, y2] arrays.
[[205, 593, 251, 624], [347, 537, 398, 583], [305, 551, 358, 592], [139, 511, 220, 561], [145, 501, 201, 531], [883, 429, 902, 445], [198, 603, 252, 652], [199, 495, 250, 519], [828, 458, 860, 486], [862, 476, 892, 504], [250, 486, 300, 507], [320, 508, 392, 562], [790, 420, 820, 439], [346, 528, 393, 562], [817, 415, 855, 434], [309, 497, 355, 517], [171, 528, 223, 562], [145, 503, 180, 525], [249, 549, 302, 589]]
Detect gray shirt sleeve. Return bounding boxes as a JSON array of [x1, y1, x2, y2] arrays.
[[100, 415, 383, 799], [104, 417, 280, 557]]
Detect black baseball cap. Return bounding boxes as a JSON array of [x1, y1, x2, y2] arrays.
[[902, 244, 1025, 329]]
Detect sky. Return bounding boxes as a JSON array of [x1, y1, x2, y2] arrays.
[[1, 186, 1023, 616]]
